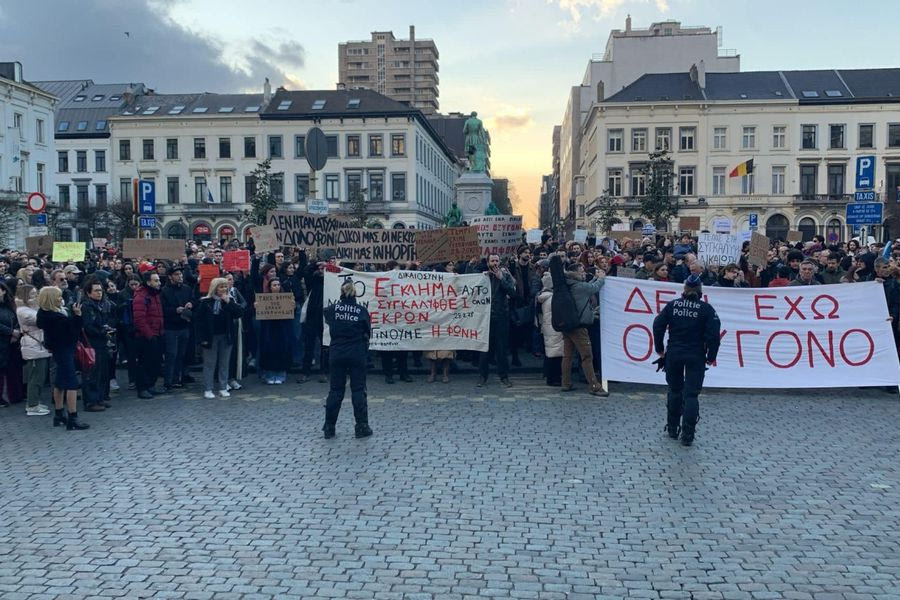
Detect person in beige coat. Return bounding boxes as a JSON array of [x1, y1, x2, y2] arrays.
[[16, 286, 52, 416], [536, 273, 563, 386]]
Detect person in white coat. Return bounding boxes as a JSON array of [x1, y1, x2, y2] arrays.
[[536, 273, 563, 387], [16, 285, 52, 416]]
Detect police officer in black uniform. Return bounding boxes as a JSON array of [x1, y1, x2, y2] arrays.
[[652, 274, 721, 446], [322, 277, 372, 439]]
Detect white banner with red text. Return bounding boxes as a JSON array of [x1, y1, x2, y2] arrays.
[[324, 268, 491, 351], [600, 278, 900, 388]]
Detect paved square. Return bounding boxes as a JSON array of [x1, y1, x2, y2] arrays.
[[1, 376, 899, 599]]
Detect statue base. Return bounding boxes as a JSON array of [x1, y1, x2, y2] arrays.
[[455, 171, 493, 223]]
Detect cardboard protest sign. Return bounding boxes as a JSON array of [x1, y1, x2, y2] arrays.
[[617, 267, 637, 279], [679, 217, 701, 231], [25, 235, 53, 256], [122, 239, 184, 261], [267, 211, 352, 249], [415, 227, 480, 264], [607, 231, 633, 243], [197, 264, 220, 294], [787, 230, 803, 243], [223, 250, 251, 273], [748, 232, 769, 268], [698, 233, 741, 267], [255, 293, 295, 320], [469, 215, 523, 258], [250, 225, 279, 254], [324, 268, 492, 351], [601, 278, 900, 388], [526, 228, 542, 244], [52, 242, 86, 263]]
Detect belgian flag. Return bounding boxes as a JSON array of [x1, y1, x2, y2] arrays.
[[729, 158, 754, 178]]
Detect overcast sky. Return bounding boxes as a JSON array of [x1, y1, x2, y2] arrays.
[[3, 0, 900, 227]]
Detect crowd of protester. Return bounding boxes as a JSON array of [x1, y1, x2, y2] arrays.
[[0, 228, 897, 429]]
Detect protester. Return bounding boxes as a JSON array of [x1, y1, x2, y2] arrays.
[[160, 266, 194, 392], [17, 284, 51, 416], [300, 259, 327, 383], [132, 272, 165, 399], [196, 277, 244, 399], [224, 273, 248, 390], [789, 260, 821, 286], [536, 272, 563, 387], [255, 278, 292, 385], [478, 254, 517, 388], [80, 277, 115, 412], [0, 282, 23, 407], [557, 261, 608, 397]]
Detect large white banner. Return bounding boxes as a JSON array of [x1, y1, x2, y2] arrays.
[[600, 278, 900, 388], [324, 268, 492, 351]]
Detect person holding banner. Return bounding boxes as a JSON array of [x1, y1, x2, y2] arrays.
[[255, 278, 292, 385], [322, 277, 372, 440], [652, 274, 721, 447]]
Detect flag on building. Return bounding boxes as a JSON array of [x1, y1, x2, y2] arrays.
[[207, 189, 217, 203], [729, 158, 754, 178]]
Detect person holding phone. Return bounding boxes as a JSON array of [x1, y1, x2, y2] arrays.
[[478, 254, 517, 388], [196, 277, 244, 398], [36, 287, 88, 430]]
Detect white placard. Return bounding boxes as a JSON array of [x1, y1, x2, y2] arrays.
[[526, 228, 542, 244], [713, 217, 733, 234], [307, 198, 329, 215], [573, 229, 588, 243], [698, 233, 741, 266]]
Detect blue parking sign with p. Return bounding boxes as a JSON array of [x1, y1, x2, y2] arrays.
[[855, 155, 875, 190], [139, 180, 156, 215]]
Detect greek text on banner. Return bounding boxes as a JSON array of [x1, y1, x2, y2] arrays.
[[600, 278, 900, 389], [323, 268, 492, 351]]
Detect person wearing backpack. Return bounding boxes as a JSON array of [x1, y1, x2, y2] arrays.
[[550, 256, 607, 397]]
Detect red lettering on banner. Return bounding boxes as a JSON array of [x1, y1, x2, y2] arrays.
[[765, 331, 802, 368], [431, 325, 441, 337], [623, 324, 653, 362], [807, 331, 835, 367], [839, 329, 875, 366], [735, 330, 761, 367], [754, 294, 777, 321], [784, 295, 806, 320], [373, 277, 390, 297], [624, 287, 653, 314], [655, 289, 677, 313], [811, 295, 840, 320]]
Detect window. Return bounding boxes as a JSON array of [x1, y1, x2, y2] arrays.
[[607, 129, 623, 153], [277, 100, 292, 111], [655, 127, 671, 151], [799, 165, 817, 197], [119, 178, 132, 203], [678, 167, 695, 196], [312, 99, 326, 110], [391, 134, 406, 156], [369, 171, 384, 202], [119, 140, 131, 161], [58, 151, 68, 173], [92, 94, 104, 102], [220, 176, 232, 204], [326, 135, 339, 158], [58, 121, 69, 132], [888, 124, 900, 148], [95, 120, 107, 131], [607, 169, 622, 196], [741, 173, 755, 194], [58, 185, 71, 210], [829, 124, 845, 149], [630, 168, 646, 196], [95, 184, 107, 210], [295, 135, 306, 158], [741, 126, 756, 149], [347, 134, 361, 157], [325, 174, 340, 201], [244, 176, 257, 202], [346, 171, 362, 201], [244, 136, 256, 158], [679, 127, 695, 151], [13, 113, 23, 138], [194, 176, 208, 203], [827, 164, 845, 196], [219, 137, 231, 159], [142, 139, 154, 160], [76, 150, 87, 173], [95, 150, 105, 172], [295, 175, 309, 201], [167, 177, 180, 204], [76, 121, 88, 131], [631, 129, 647, 153], [194, 138, 206, 159], [859, 124, 874, 149], [36, 119, 45, 144], [73, 95, 85, 102], [712, 167, 726, 196], [801, 124, 817, 149], [76, 185, 89, 210], [772, 126, 786, 149], [270, 173, 284, 203], [772, 166, 785, 195], [391, 173, 407, 202], [36, 163, 45, 194], [369, 134, 383, 157], [166, 138, 178, 159], [268, 135, 283, 159], [168, 105, 185, 115]]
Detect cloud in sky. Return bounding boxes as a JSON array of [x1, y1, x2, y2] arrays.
[[0, 0, 305, 92], [551, 0, 670, 28]]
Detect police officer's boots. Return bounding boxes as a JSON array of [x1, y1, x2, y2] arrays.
[[353, 404, 372, 438], [680, 421, 696, 446], [665, 421, 680, 440]]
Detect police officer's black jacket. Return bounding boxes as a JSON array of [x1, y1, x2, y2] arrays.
[[652, 294, 721, 363], [324, 297, 371, 356]]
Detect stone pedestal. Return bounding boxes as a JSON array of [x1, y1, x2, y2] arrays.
[[455, 171, 493, 223]]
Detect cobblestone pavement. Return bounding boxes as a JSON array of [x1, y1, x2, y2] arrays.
[[2, 374, 899, 599]]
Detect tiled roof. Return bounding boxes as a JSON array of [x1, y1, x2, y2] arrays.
[[260, 88, 414, 118], [117, 92, 265, 117]]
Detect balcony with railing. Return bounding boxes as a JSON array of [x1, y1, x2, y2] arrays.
[[793, 193, 852, 205]]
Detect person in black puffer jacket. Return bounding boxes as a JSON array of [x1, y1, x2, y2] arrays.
[[195, 277, 244, 399]]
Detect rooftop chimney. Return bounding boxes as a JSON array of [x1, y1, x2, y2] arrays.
[[698, 59, 706, 89], [263, 77, 272, 103], [409, 25, 415, 41], [596, 81, 605, 102], [0, 61, 23, 83], [336, 82, 346, 91], [625, 14, 632, 32]]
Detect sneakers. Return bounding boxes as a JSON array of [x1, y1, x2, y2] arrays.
[[219, 390, 231, 398], [203, 391, 215, 399], [589, 386, 609, 397], [265, 378, 276, 385], [228, 380, 242, 390], [109, 379, 120, 391], [26, 406, 50, 416]]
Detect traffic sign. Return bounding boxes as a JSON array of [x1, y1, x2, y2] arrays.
[[307, 198, 329, 215], [749, 213, 758, 229], [35, 213, 47, 225], [846, 202, 883, 226], [856, 155, 875, 190], [26, 192, 46, 214], [139, 180, 156, 215], [305, 127, 328, 171], [139, 216, 156, 228], [855, 191, 876, 202]]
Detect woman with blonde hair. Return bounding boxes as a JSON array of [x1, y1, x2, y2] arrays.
[[17, 284, 52, 416], [194, 277, 244, 399], [36, 286, 88, 430]]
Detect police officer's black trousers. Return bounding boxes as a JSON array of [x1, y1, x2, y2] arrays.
[[324, 354, 368, 428], [664, 353, 705, 432]]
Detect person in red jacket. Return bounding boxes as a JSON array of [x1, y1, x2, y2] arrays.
[[132, 272, 165, 399]]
